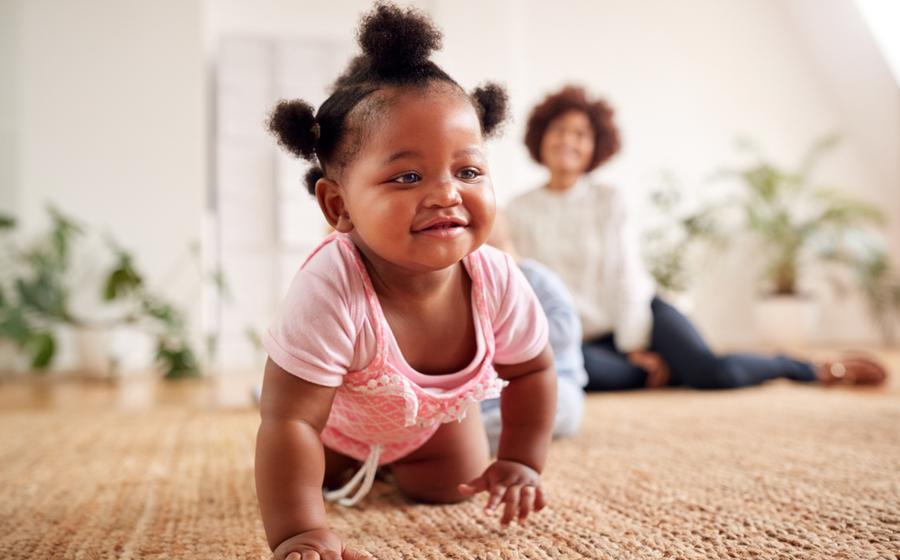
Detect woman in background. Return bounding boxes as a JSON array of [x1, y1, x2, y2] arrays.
[[482, 213, 587, 455], [506, 85, 887, 391]]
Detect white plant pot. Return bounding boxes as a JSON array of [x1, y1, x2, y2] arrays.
[[74, 326, 116, 378], [753, 295, 818, 349], [0, 339, 31, 373], [75, 325, 158, 378]]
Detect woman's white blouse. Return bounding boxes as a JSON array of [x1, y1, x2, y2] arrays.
[[506, 178, 655, 352]]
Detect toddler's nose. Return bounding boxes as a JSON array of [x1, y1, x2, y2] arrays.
[[424, 177, 463, 207]]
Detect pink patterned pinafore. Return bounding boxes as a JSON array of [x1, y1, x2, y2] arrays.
[[315, 234, 507, 506]]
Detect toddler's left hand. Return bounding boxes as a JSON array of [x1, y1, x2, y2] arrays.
[[458, 460, 546, 526]]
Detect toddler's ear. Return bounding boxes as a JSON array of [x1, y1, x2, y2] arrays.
[[315, 178, 354, 233]]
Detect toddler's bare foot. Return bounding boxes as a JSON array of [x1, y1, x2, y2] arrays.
[[816, 355, 888, 386]]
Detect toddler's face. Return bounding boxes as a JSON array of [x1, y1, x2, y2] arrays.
[[336, 87, 495, 273], [540, 110, 595, 176]]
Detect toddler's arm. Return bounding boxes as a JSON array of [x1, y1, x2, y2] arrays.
[[494, 344, 557, 471], [461, 344, 556, 525], [255, 358, 350, 557]]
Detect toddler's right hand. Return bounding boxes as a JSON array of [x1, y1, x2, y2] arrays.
[[458, 459, 546, 526], [273, 528, 369, 560]]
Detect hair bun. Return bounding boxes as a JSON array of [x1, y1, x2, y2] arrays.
[[472, 82, 509, 138], [357, 2, 442, 77], [304, 166, 325, 195], [268, 99, 318, 161]]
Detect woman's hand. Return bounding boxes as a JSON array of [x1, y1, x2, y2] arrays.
[[627, 351, 670, 388], [273, 528, 369, 560], [458, 459, 546, 526]]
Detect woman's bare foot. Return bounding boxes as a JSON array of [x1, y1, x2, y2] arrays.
[[815, 355, 888, 386]]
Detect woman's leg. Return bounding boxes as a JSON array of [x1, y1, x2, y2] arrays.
[[582, 335, 647, 391], [390, 403, 490, 504], [648, 297, 817, 389], [553, 377, 585, 438], [481, 377, 585, 457], [480, 399, 502, 457]]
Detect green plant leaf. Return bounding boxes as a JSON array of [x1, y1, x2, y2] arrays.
[[0, 305, 31, 343], [814, 190, 884, 226], [734, 136, 763, 158], [141, 296, 183, 330], [27, 332, 55, 369], [46, 205, 83, 264], [156, 337, 201, 379], [797, 133, 841, 180], [244, 326, 263, 352], [210, 268, 233, 303], [205, 333, 218, 361], [0, 213, 15, 230], [103, 254, 144, 301], [15, 272, 69, 319]]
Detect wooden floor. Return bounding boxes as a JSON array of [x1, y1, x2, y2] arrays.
[[0, 370, 263, 412], [1, 346, 897, 413]]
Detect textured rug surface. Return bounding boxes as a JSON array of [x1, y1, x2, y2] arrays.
[[1, 381, 899, 559]]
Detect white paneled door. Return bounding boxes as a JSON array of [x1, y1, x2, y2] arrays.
[[212, 36, 352, 371]]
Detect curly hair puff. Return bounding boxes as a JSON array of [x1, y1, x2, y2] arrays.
[[267, 2, 509, 195], [523, 85, 620, 172]]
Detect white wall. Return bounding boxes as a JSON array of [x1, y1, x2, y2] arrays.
[[786, 0, 900, 252], [10, 0, 206, 369], [203, 0, 388, 370], [436, 0, 900, 347], [7, 0, 897, 371], [783, 0, 900, 344], [0, 0, 20, 215], [205, 0, 900, 356]]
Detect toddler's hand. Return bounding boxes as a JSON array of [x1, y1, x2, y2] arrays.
[[273, 528, 369, 560], [458, 459, 546, 526]]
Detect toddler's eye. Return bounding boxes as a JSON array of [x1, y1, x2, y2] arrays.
[[458, 168, 482, 181], [391, 172, 421, 184]]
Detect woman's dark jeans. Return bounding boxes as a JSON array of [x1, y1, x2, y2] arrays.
[[582, 297, 817, 391]]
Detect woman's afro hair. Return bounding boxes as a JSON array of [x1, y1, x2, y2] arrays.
[[266, 2, 509, 194], [523, 85, 620, 172]]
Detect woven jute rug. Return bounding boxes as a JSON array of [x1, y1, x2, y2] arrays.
[[1, 382, 898, 559]]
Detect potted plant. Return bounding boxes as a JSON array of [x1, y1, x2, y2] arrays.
[[854, 250, 900, 345], [0, 206, 201, 379], [0, 208, 80, 371], [818, 233, 900, 345], [715, 135, 885, 347], [642, 173, 724, 314]]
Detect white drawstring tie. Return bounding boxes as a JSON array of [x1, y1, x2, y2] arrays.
[[323, 444, 382, 507]]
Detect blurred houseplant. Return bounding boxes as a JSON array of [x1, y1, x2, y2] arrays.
[[642, 172, 724, 310], [855, 251, 900, 344], [0, 210, 63, 369], [819, 234, 900, 344], [102, 238, 201, 379], [715, 135, 889, 345], [0, 206, 201, 378]]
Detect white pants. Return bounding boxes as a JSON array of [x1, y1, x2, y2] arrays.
[[480, 377, 585, 456]]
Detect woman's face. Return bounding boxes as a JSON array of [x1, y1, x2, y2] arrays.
[[539, 110, 595, 175]]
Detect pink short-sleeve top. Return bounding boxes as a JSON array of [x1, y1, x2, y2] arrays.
[[263, 233, 548, 504]]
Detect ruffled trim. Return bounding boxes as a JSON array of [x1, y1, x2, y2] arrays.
[[414, 376, 509, 429]]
